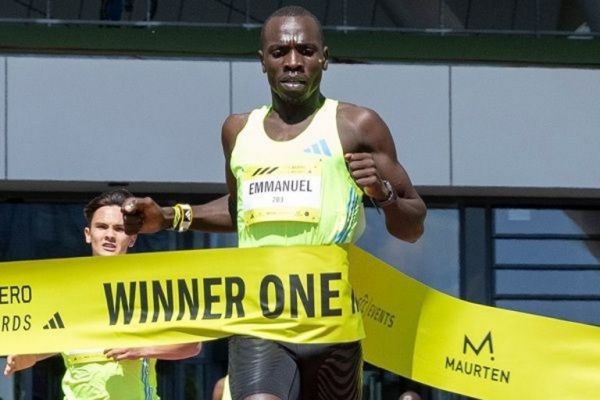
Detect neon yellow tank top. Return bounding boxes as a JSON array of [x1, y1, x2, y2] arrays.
[[230, 99, 364, 247], [61, 352, 159, 400]]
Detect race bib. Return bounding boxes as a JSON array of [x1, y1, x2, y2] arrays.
[[241, 162, 322, 225]]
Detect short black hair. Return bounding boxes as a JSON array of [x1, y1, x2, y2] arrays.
[[261, 5, 324, 45], [83, 188, 133, 225]]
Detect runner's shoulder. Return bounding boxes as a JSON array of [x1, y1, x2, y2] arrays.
[[336, 101, 387, 142], [223, 112, 250, 132], [222, 112, 251, 144]]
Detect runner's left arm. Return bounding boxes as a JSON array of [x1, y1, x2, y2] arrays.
[[343, 106, 426, 242]]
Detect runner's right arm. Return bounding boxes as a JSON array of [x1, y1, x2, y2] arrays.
[[122, 113, 249, 236], [122, 194, 234, 235]]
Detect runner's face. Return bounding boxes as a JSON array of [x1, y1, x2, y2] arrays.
[[84, 205, 135, 257], [260, 15, 328, 104]]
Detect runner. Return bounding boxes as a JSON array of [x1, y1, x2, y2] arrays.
[[122, 6, 426, 399], [4, 189, 201, 399]]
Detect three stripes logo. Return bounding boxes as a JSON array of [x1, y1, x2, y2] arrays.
[[304, 139, 331, 157], [43, 312, 65, 330]]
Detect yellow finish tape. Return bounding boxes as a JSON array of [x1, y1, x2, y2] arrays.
[[349, 246, 600, 400], [1, 245, 599, 400], [0, 245, 364, 352]]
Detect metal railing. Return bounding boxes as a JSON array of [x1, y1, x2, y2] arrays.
[[1, 0, 599, 38]]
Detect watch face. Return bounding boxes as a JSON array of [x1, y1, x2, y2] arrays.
[[376, 180, 397, 207], [383, 180, 393, 197]]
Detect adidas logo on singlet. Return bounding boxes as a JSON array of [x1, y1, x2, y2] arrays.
[[303, 139, 331, 157]]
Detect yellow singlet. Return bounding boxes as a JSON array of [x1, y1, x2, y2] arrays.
[[230, 98, 365, 248]]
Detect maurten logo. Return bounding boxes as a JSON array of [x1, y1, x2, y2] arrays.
[[444, 330, 511, 384], [43, 312, 65, 330], [464, 331, 494, 359]]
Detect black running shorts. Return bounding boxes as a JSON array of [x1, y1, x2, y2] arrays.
[[228, 335, 362, 400]]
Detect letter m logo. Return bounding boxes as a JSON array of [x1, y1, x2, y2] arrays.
[[463, 331, 493, 356]]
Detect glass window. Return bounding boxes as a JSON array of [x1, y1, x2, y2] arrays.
[[496, 270, 600, 296], [495, 239, 600, 265], [496, 300, 600, 326], [357, 208, 460, 296], [492, 208, 600, 327], [0, 203, 205, 261], [0, 203, 88, 261], [3, 0, 592, 35], [494, 209, 600, 235], [206, 231, 238, 248]]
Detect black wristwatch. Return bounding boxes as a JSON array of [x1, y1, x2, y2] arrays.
[[373, 180, 398, 207]]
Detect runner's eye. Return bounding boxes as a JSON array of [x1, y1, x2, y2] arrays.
[[299, 46, 315, 56]]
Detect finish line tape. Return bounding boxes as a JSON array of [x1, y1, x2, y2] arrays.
[[1, 245, 599, 399]]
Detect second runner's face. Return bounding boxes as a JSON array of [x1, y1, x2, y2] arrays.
[[85, 205, 136, 257], [260, 15, 328, 104]]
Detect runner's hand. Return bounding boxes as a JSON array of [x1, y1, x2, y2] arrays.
[[121, 197, 167, 235], [3, 354, 37, 376], [345, 153, 388, 201], [104, 348, 143, 361]]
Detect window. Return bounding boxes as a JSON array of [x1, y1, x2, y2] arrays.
[[358, 207, 460, 296], [493, 209, 600, 326]]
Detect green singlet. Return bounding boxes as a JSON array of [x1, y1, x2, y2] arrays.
[[61, 352, 158, 400], [230, 98, 365, 248]]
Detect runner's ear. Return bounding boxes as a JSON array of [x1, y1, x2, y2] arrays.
[[128, 235, 137, 248]]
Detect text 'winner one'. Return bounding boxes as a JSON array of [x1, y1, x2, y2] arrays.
[[103, 272, 359, 325]]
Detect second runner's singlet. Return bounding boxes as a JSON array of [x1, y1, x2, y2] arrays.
[[61, 351, 159, 400]]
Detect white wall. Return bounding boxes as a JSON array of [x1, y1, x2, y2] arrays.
[[323, 64, 450, 186], [452, 66, 600, 188], [1, 55, 599, 195], [7, 56, 229, 183]]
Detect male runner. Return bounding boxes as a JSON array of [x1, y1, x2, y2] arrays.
[[121, 5, 426, 400], [4, 189, 201, 399]]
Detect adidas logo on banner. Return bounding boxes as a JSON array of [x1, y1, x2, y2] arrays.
[[304, 139, 332, 157], [43, 312, 65, 330]]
